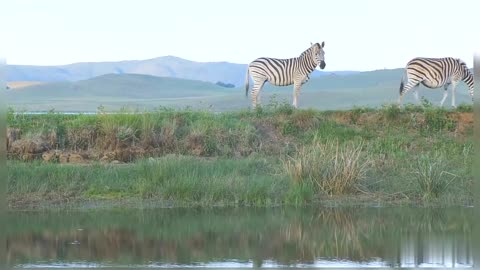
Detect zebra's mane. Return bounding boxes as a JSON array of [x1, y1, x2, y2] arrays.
[[456, 58, 467, 67], [300, 43, 319, 58]]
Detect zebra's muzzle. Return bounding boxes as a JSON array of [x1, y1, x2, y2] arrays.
[[319, 61, 326, 69]]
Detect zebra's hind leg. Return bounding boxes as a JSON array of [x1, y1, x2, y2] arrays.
[[398, 79, 420, 106], [251, 79, 266, 109], [450, 81, 458, 108], [440, 82, 452, 107]]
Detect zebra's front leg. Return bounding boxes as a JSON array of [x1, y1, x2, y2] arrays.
[[468, 85, 474, 103], [301, 75, 310, 85], [450, 81, 458, 108], [440, 91, 448, 107], [292, 83, 302, 109]]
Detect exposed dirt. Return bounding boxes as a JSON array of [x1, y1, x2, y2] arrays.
[[10, 137, 50, 161], [448, 112, 473, 135], [6, 128, 21, 150], [253, 120, 291, 155], [8, 191, 80, 210], [186, 132, 206, 156], [6, 81, 46, 89], [330, 111, 473, 137]]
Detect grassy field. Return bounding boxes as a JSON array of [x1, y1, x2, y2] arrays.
[[6, 102, 474, 209], [6, 69, 473, 112]]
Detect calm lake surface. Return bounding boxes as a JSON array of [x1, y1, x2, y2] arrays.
[[5, 207, 474, 268]]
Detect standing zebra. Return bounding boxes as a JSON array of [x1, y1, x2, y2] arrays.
[[245, 42, 326, 108], [398, 57, 474, 107]]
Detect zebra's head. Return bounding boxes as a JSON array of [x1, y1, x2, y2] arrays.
[[456, 58, 474, 99], [310, 42, 326, 69]]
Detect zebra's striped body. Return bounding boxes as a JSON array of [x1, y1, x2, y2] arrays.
[[245, 42, 326, 108], [398, 57, 474, 107]]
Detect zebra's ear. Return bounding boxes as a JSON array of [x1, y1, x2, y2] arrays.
[[310, 42, 313, 46], [321, 41, 325, 48]]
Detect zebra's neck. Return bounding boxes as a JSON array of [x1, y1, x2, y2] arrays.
[[463, 69, 474, 96], [298, 50, 317, 74]]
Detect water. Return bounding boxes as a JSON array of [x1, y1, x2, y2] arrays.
[[5, 207, 474, 268]]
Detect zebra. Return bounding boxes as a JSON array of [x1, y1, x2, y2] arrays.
[[398, 57, 474, 108], [244, 42, 326, 109]]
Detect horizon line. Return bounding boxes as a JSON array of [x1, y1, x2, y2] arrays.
[[5, 55, 402, 72]]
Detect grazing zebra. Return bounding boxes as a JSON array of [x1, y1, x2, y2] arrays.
[[245, 42, 326, 108], [398, 57, 474, 107]]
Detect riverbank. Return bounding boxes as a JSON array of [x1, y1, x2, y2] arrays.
[[7, 103, 474, 209]]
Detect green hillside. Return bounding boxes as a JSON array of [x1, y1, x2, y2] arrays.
[[5, 70, 473, 112], [6, 74, 237, 111]]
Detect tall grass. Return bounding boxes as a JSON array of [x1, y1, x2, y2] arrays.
[[411, 153, 457, 201], [8, 156, 290, 207], [282, 139, 370, 195]]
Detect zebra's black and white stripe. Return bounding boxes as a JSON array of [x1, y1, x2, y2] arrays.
[[245, 42, 326, 108], [398, 57, 474, 107]]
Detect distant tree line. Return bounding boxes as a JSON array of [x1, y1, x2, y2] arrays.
[[215, 81, 235, 88]]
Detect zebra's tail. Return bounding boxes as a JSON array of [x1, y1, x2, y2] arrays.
[[399, 78, 405, 95], [245, 67, 250, 97]]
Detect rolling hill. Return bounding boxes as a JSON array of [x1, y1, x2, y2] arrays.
[[5, 69, 473, 112], [7, 73, 233, 99]]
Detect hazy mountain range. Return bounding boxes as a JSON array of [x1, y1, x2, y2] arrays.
[[6, 56, 358, 87]]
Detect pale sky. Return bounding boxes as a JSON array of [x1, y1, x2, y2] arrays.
[[1, 0, 478, 71]]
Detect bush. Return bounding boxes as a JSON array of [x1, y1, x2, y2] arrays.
[[215, 81, 235, 88], [380, 104, 402, 121], [455, 103, 473, 113], [423, 107, 455, 131]]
